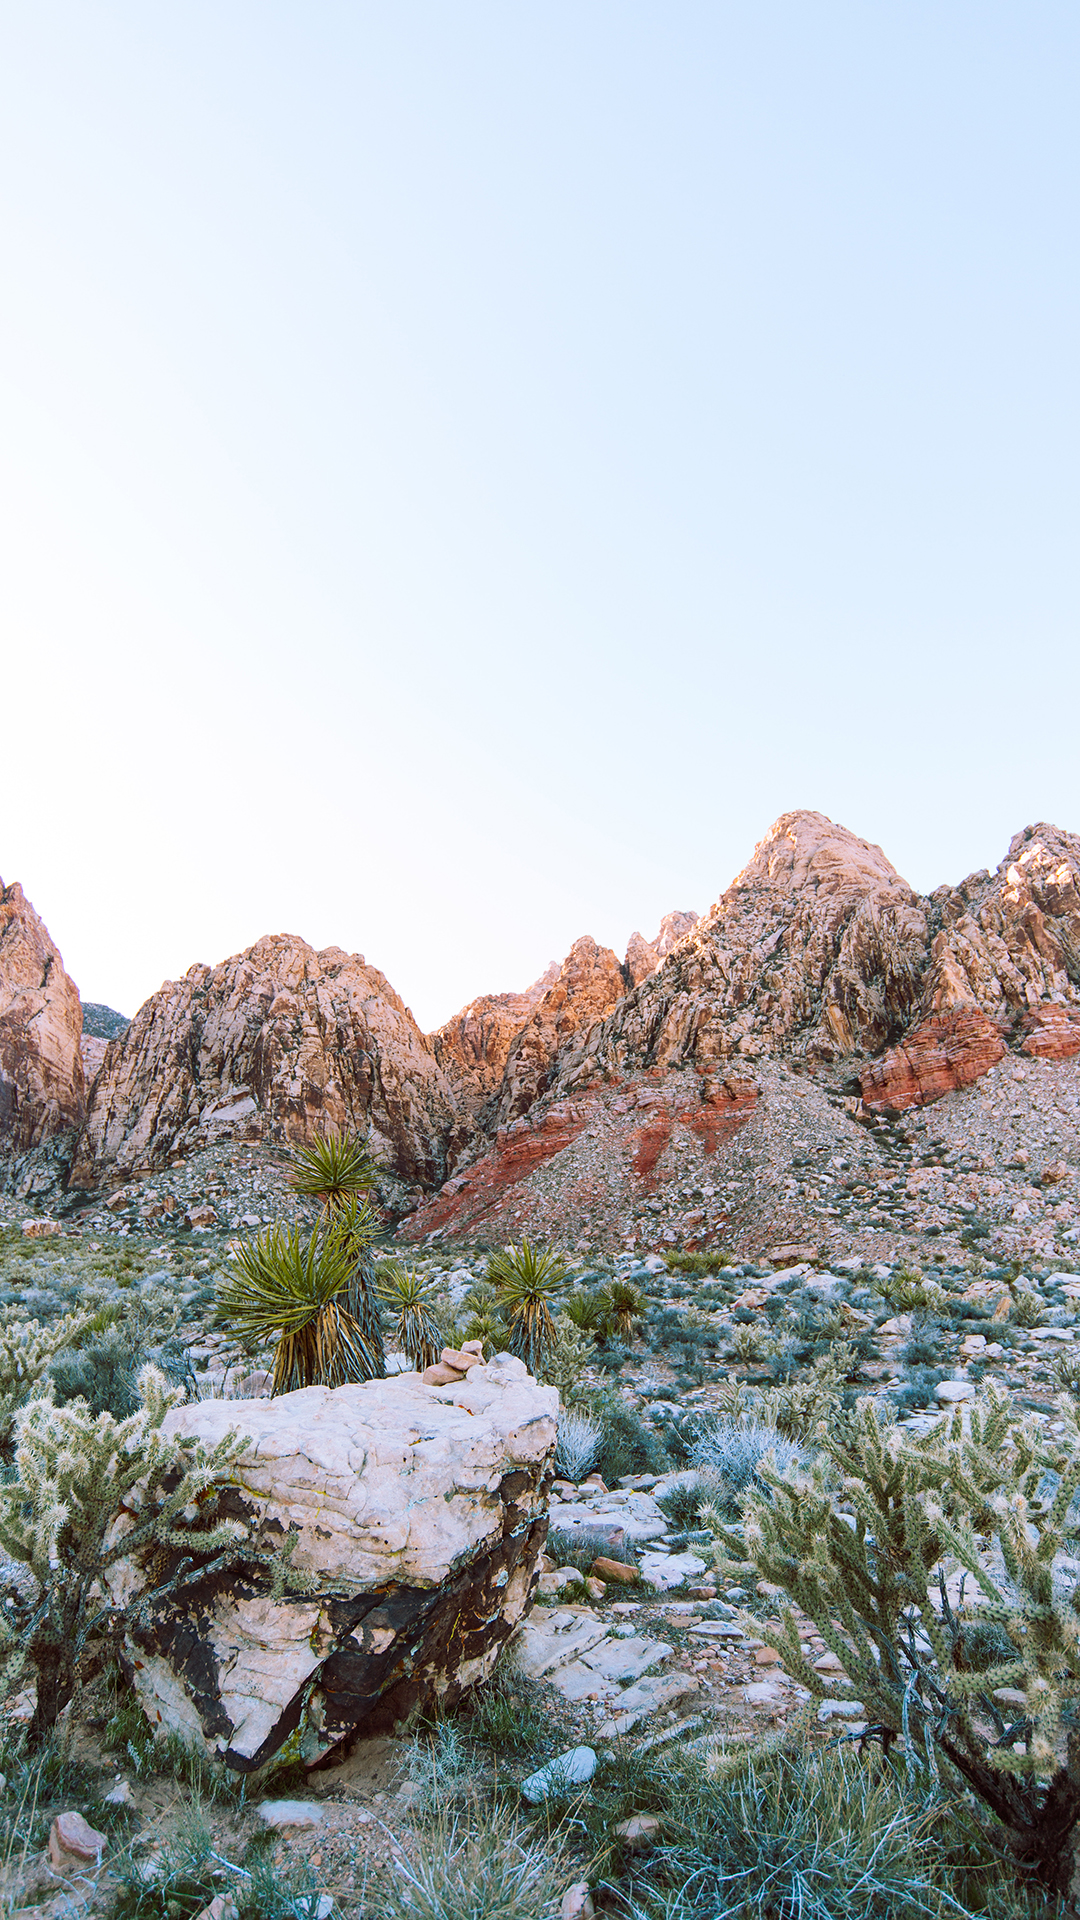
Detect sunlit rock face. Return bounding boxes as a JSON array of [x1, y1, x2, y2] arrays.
[[0, 878, 85, 1155], [72, 933, 467, 1189]]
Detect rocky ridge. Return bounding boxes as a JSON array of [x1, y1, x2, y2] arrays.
[[69, 935, 469, 1197]]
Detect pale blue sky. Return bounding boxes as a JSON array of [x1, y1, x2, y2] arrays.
[[2, 4, 1078, 1029]]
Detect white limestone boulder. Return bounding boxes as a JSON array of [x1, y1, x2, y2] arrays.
[[113, 1356, 557, 1771]]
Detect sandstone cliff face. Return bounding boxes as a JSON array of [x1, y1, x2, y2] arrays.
[[490, 936, 629, 1131], [432, 962, 559, 1114], [73, 934, 464, 1189], [860, 823, 1080, 1109], [548, 812, 929, 1094], [625, 910, 700, 987], [0, 880, 85, 1154]]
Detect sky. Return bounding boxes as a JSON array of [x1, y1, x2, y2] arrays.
[[2, 4, 1078, 1032]]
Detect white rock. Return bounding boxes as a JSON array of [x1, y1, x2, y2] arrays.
[[112, 1364, 557, 1765], [743, 1681, 783, 1704], [257, 1800, 325, 1829], [817, 1700, 867, 1720], [640, 1550, 705, 1590], [935, 1380, 977, 1403], [521, 1746, 597, 1803]]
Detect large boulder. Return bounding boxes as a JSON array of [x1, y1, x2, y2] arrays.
[[111, 1356, 557, 1770]]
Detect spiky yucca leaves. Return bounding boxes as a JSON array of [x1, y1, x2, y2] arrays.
[[459, 1283, 509, 1355], [597, 1279, 645, 1341], [288, 1129, 380, 1207], [486, 1240, 567, 1379], [729, 1386, 1080, 1900], [0, 1310, 94, 1444], [331, 1195, 386, 1379], [218, 1218, 382, 1392], [379, 1262, 442, 1372], [0, 1366, 248, 1747], [562, 1289, 607, 1338]]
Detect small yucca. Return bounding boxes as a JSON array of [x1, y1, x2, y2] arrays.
[[487, 1240, 567, 1379], [379, 1262, 443, 1372], [597, 1278, 644, 1340]]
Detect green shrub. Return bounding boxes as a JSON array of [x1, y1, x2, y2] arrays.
[[373, 1804, 567, 1920], [617, 1740, 1047, 1919], [587, 1392, 668, 1483], [217, 1211, 383, 1391]]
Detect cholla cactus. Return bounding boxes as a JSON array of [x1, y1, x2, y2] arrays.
[[731, 1387, 1080, 1900], [0, 1311, 94, 1443], [0, 1365, 250, 1747]]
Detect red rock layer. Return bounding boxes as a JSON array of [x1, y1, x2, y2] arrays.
[[859, 1009, 1007, 1112], [0, 879, 85, 1154], [1018, 1005, 1080, 1060]]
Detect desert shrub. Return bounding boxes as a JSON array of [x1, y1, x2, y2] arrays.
[[587, 1392, 668, 1483], [728, 1387, 1080, 1901], [619, 1740, 1044, 1920], [553, 1407, 603, 1480], [901, 1314, 946, 1368], [597, 1279, 646, 1339], [665, 1249, 733, 1275], [374, 1805, 567, 1920], [563, 1289, 608, 1338], [49, 1325, 142, 1419], [656, 1472, 722, 1531], [892, 1365, 948, 1413], [1009, 1286, 1047, 1330], [458, 1282, 509, 1353], [690, 1420, 808, 1515], [546, 1525, 637, 1573]]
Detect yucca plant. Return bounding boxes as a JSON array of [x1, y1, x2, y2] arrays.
[[288, 1129, 380, 1208], [597, 1279, 645, 1341], [218, 1220, 382, 1393], [331, 1194, 386, 1378], [379, 1262, 443, 1372], [459, 1283, 509, 1355], [487, 1240, 567, 1379], [562, 1289, 607, 1340]]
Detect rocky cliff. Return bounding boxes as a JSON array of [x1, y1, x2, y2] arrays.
[[432, 962, 560, 1114], [0, 879, 85, 1155], [399, 812, 1080, 1246], [71, 934, 466, 1191]]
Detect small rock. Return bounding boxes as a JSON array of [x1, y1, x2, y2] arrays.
[[935, 1380, 977, 1404], [21, 1218, 62, 1237], [521, 1746, 598, 1804], [817, 1699, 867, 1720], [185, 1205, 218, 1228], [256, 1799, 325, 1829], [421, 1361, 466, 1385], [103, 1779, 135, 1806], [592, 1556, 638, 1586], [440, 1345, 482, 1372], [561, 1882, 595, 1920], [48, 1810, 107, 1868], [192, 1898, 239, 1920], [993, 1687, 1028, 1711], [753, 1647, 782, 1667], [585, 1576, 606, 1600], [614, 1813, 661, 1849]]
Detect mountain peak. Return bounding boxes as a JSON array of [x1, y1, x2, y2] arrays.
[[729, 810, 909, 899]]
